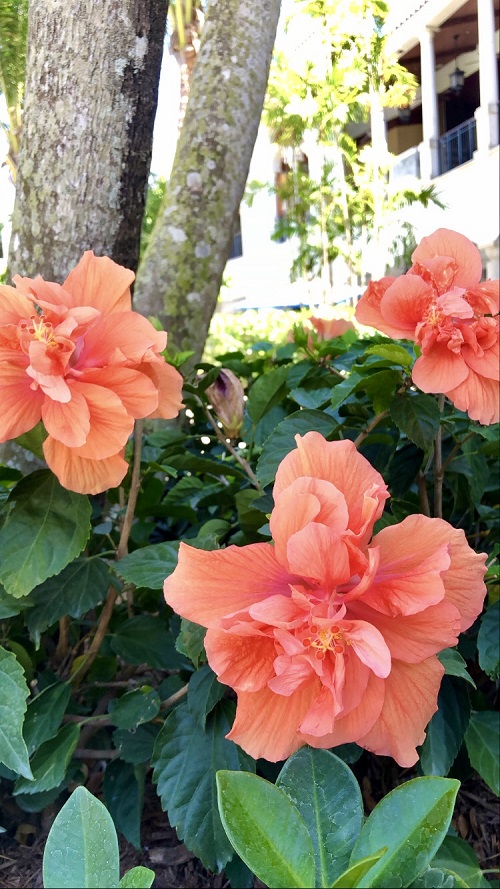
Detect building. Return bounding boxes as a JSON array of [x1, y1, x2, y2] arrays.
[[374, 0, 499, 278], [223, 0, 499, 309]]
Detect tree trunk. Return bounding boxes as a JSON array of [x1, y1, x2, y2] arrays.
[[133, 0, 281, 365], [8, 0, 167, 280]]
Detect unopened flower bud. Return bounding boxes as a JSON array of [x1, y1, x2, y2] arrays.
[[206, 368, 245, 439]]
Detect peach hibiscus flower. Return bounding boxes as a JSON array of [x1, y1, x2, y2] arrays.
[[355, 228, 499, 425], [164, 431, 486, 766], [309, 315, 355, 340], [0, 252, 184, 494]]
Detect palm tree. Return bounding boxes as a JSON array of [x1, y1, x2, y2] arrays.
[[0, 0, 28, 181], [168, 0, 204, 133]]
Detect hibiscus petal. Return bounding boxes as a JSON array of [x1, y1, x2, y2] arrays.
[[357, 657, 444, 767], [412, 344, 469, 393], [299, 685, 337, 736], [138, 359, 185, 420], [446, 372, 500, 425], [286, 523, 352, 587], [365, 515, 452, 616], [301, 671, 385, 748], [68, 382, 134, 459], [42, 387, 91, 447], [163, 541, 294, 627], [43, 438, 129, 494], [380, 274, 434, 335], [12, 275, 72, 311], [0, 285, 34, 325], [79, 366, 159, 418], [62, 251, 134, 313], [271, 476, 350, 567], [268, 657, 315, 695], [409, 519, 486, 632], [274, 434, 389, 544], [348, 600, 461, 663], [249, 595, 307, 628], [204, 627, 276, 692], [343, 619, 391, 678], [0, 363, 44, 442], [462, 340, 500, 382], [355, 277, 403, 337], [227, 681, 320, 761], [79, 313, 167, 369], [411, 229, 482, 289]]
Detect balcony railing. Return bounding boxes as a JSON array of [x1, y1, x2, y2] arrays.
[[439, 118, 477, 174]]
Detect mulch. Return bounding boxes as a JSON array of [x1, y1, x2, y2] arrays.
[[0, 758, 498, 888]]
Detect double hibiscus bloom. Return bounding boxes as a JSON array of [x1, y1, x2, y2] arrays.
[[165, 432, 486, 766], [355, 228, 499, 425], [0, 252, 184, 494]]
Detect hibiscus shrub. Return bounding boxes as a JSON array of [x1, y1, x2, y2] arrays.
[[0, 230, 498, 888]]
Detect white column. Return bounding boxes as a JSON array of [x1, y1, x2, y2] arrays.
[[474, 0, 499, 153], [418, 26, 440, 179]]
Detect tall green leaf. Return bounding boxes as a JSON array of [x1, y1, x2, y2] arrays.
[[277, 748, 363, 885], [0, 646, 32, 779], [152, 701, 254, 873], [419, 678, 470, 776], [25, 557, 111, 636], [0, 471, 91, 597], [477, 602, 499, 680], [350, 777, 460, 887], [14, 724, 80, 795], [216, 770, 315, 889], [42, 786, 120, 889], [465, 711, 499, 796], [23, 682, 72, 755]]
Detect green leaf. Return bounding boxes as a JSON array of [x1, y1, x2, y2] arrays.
[[350, 776, 460, 887], [119, 867, 155, 889], [108, 687, 160, 730], [216, 770, 315, 889], [437, 649, 476, 687], [477, 602, 499, 680], [465, 711, 499, 796], [432, 836, 489, 889], [104, 759, 146, 850], [113, 723, 160, 765], [15, 422, 47, 460], [257, 410, 338, 488], [0, 584, 26, 618], [0, 646, 32, 779], [420, 678, 470, 776], [188, 665, 227, 729], [330, 851, 387, 888], [25, 557, 111, 636], [14, 724, 80, 795], [410, 866, 467, 888], [247, 365, 289, 425], [365, 344, 413, 366], [175, 618, 207, 668], [330, 373, 364, 411], [290, 386, 333, 409], [42, 785, 119, 889], [116, 542, 180, 589], [152, 701, 254, 873], [0, 471, 91, 597], [110, 615, 182, 670], [277, 748, 363, 885], [361, 370, 401, 413], [23, 682, 72, 755], [390, 394, 441, 452]]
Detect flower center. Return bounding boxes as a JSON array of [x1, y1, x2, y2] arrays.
[[303, 623, 350, 660], [20, 315, 61, 350], [423, 303, 444, 328]]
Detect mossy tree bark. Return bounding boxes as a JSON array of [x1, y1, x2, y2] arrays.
[[133, 0, 281, 365], [8, 0, 167, 280]]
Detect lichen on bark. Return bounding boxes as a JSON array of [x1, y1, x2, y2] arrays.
[[133, 0, 281, 365], [8, 0, 167, 281]]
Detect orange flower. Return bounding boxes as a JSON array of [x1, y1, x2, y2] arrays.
[[0, 252, 184, 494], [164, 432, 486, 766], [355, 229, 499, 425], [309, 316, 355, 340]]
